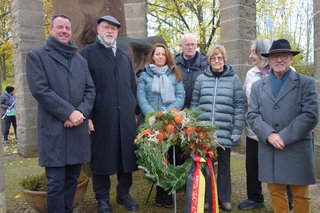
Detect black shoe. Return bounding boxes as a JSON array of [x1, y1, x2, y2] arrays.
[[289, 202, 293, 211], [97, 200, 112, 213], [155, 189, 164, 207], [116, 194, 138, 212], [220, 202, 232, 212], [238, 199, 264, 210], [164, 192, 173, 208]]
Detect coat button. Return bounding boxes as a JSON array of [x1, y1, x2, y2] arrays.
[[118, 106, 121, 109], [274, 105, 279, 109], [275, 124, 279, 127]]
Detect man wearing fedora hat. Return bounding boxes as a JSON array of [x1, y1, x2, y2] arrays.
[[247, 38, 318, 213], [80, 15, 138, 213]]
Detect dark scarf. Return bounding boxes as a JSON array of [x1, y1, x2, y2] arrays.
[[183, 51, 198, 68], [210, 65, 226, 78], [270, 68, 292, 97], [46, 35, 77, 59]]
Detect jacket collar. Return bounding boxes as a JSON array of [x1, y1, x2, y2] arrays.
[[45, 45, 75, 72], [262, 68, 299, 102]]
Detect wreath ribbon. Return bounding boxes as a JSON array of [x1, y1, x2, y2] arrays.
[[185, 153, 219, 213]]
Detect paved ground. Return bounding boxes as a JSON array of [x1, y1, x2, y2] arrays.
[[3, 140, 320, 213]]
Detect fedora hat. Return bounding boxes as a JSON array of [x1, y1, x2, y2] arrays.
[[261, 39, 300, 57], [97, 15, 121, 28]]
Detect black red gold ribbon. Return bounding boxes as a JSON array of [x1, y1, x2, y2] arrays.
[[185, 153, 219, 213]]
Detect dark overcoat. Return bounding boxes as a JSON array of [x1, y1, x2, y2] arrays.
[[26, 45, 96, 167], [247, 70, 318, 185], [80, 43, 138, 175]]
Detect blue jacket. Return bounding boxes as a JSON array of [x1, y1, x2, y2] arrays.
[[137, 65, 185, 117], [191, 65, 245, 148]]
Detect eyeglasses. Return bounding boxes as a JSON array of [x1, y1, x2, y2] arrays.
[[269, 54, 291, 61], [183, 43, 196, 48], [211, 56, 223, 62]]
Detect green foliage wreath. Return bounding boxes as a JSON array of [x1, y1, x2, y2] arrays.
[[134, 109, 219, 193]]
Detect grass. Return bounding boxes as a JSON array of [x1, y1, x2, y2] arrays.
[[2, 133, 320, 212]]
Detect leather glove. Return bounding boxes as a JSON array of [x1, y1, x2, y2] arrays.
[[231, 135, 241, 142]]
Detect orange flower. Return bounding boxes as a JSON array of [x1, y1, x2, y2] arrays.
[[143, 129, 152, 135], [171, 108, 180, 113], [134, 128, 152, 144], [197, 130, 206, 139], [200, 142, 210, 152], [165, 124, 175, 133], [185, 126, 196, 136], [173, 115, 183, 124], [156, 131, 166, 141]]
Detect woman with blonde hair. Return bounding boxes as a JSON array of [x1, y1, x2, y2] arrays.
[[191, 44, 245, 212]]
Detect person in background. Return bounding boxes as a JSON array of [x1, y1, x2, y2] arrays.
[[80, 15, 138, 213], [136, 43, 185, 208], [191, 45, 245, 212], [1, 86, 17, 144], [247, 39, 318, 213], [174, 33, 208, 109], [26, 15, 96, 212], [238, 39, 271, 210]]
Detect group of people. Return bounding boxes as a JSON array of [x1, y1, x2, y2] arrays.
[[25, 14, 318, 213]]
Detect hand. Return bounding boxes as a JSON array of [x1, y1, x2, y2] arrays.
[[88, 119, 95, 134], [69, 110, 85, 126], [267, 133, 285, 150], [64, 119, 74, 128], [231, 135, 241, 142]]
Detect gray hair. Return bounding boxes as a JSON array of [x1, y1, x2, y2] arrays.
[[252, 39, 272, 68], [180, 33, 197, 45]]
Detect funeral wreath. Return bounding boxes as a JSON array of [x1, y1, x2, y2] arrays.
[[134, 108, 220, 193]]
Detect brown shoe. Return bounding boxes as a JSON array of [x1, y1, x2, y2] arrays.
[[220, 202, 232, 212]]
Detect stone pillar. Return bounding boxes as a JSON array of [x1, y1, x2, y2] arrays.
[[313, 0, 320, 178], [124, 0, 147, 38], [220, 0, 256, 82], [0, 123, 6, 213], [220, 0, 256, 152], [11, 0, 44, 157]]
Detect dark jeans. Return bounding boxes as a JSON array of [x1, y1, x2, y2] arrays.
[[45, 164, 81, 213], [217, 147, 231, 203], [92, 172, 132, 202], [3, 115, 17, 141]]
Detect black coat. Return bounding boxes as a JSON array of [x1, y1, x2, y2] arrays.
[[175, 51, 208, 109], [80, 42, 138, 175]]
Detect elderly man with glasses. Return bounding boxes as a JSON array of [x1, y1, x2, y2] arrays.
[[247, 39, 318, 213]]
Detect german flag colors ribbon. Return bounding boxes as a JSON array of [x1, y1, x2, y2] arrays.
[[185, 153, 219, 213]]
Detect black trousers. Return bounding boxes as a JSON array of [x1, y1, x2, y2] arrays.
[[245, 137, 264, 202], [45, 164, 81, 213], [217, 147, 231, 203], [92, 172, 132, 202]]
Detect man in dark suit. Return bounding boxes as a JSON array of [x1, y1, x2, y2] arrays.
[[247, 39, 318, 213], [80, 15, 138, 213], [26, 15, 95, 213]]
